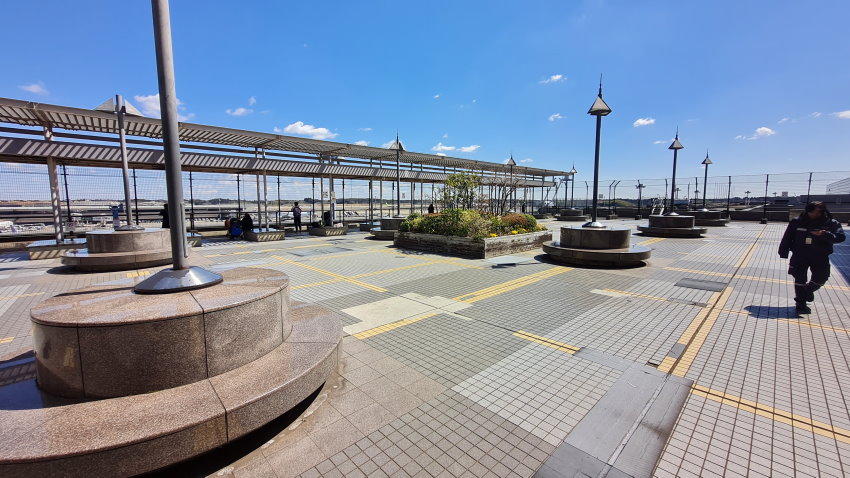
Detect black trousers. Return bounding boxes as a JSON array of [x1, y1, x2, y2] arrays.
[[294, 217, 302, 231], [789, 254, 831, 303]]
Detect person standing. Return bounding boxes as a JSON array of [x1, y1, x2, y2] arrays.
[[427, 203, 435, 214], [158, 203, 170, 228], [241, 213, 254, 232], [779, 201, 846, 314], [291, 202, 303, 232]]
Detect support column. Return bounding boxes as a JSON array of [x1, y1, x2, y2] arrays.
[[61, 164, 72, 223], [133, 168, 140, 224], [263, 170, 269, 230], [115, 94, 135, 227], [189, 170, 195, 230], [255, 172, 261, 230], [47, 157, 64, 243]]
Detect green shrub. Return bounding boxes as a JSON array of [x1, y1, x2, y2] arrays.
[[500, 213, 537, 230]]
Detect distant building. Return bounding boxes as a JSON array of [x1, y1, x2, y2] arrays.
[[826, 178, 850, 194]]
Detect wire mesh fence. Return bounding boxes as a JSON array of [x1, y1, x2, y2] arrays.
[[2, 161, 849, 235]]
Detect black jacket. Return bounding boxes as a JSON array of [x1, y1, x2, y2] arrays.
[[778, 216, 846, 259]]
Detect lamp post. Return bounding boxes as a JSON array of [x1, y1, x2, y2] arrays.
[[701, 151, 713, 211], [393, 133, 404, 217], [135, 0, 222, 293], [666, 131, 684, 215], [636, 182, 646, 219], [585, 81, 612, 228], [507, 155, 516, 212], [569, 165, 577, 208], [745, 190, 751, 206]]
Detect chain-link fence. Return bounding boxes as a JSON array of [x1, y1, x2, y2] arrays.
[[0, 162, 442, 235], [2, 161, 849, 235]]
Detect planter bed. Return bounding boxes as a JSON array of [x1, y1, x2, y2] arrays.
[[309, 226, 347, 236], [394, 230, 552, 259]]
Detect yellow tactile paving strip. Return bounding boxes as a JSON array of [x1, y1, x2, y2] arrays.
[[512, 330, 580, 354], [692, 384, 850, 445], [353, 311, 439, 340], [453, 267, 572, 304]]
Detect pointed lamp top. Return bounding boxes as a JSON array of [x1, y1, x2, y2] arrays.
[[668, 130, 684, 150], [588, 76, 611, 116], [387, 132, 405, 151], [569, 164, 577, 175], [701, 150, 713, 165], [94, 97, 144, 117], [506, 154, 516, 166]]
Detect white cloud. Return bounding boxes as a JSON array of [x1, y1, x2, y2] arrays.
[[19, 82, 48, 95], [778, 117, 790, 124], [226, 107, 253, 116], [442, 133, 448, 139], [633, 117, 656, 127], [357, 127, 373, 132], [432, 142, 455, 152], [435, 153, 447, 157], [539, 74, 566, 84], [736, 126, 776, 141], [831, 110, 850, 119], [353, 140, 369, 146], [653, 140, 668, 144], [472, 99, 477, 103], [433, 94, 440, 99], [276, 121, 338, 140], [548, 113, 564, 122], [811, 112, 822, 118], [457, 145, 480, 153], [133, 93, 195, 121], [248, 96, 257, 106], [520, 158, 533, 163]]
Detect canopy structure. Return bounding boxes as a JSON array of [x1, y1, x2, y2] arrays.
[[0, 97, 568, 184]]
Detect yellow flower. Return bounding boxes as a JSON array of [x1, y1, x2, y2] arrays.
[[489, 233, 498, 237], [510, 230, 518, 235]]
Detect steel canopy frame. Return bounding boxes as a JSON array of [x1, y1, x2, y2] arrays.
[[0, 96, 567, 179]]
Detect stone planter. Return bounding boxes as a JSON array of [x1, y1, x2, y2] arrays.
[[309, 226, 348, 236], [394, 230, 552, 259], [245, 228, 285, 242]]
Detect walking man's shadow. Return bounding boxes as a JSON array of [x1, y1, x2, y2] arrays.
[[743, 305, 803, 319]]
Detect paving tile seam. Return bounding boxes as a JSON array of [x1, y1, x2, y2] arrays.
[[452, 267, 573, 304], [268, 255, 387, 293]]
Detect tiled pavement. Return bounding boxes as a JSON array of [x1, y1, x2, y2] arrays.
[[0, 218, 849, 477]]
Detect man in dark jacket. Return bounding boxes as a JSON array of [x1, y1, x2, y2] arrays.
[[778, 201, 846, 314]]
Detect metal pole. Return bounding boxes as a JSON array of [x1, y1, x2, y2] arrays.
[[806, 172, 813, 203], [762, 174, 769, 222], [311, 177, 315, 224], [263, 170, 269, 230], [670, 148, 679, 214], [726, 176, 731, 215], [369, 159, 374, 223], [570, 174, 575, 208], [152, 0, 188, 270], [46, 157, 64, 243], [189, 170, 195, 230], [255, 172, 261, 230], [702, 163, 709, 209], [395, 144, 401, 216], [277, 175, 281, 226], [61, 164, 72, 223], [588, 114, 602, 226], [132, 168, 140, 224], [115, 94, 135, 227], [237, 174, 241, 215]]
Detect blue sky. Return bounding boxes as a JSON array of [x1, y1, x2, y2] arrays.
[[2, 0, 849, 185]]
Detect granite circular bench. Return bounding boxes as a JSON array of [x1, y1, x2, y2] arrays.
[[0, 267, 342, 477], [61, 228, 174, 271], [543, 226, 651, 267], [691, 210, 730, 227], [637, 215, 707, 238]]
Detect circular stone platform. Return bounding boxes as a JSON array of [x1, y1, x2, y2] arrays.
[[0, 267, 342, 476], [637, 215, 707, 238], [61, 228, 174, 271], [556, 209, 589, 222], [543, 226, 651, 267], [691, 210, 730, 227]]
